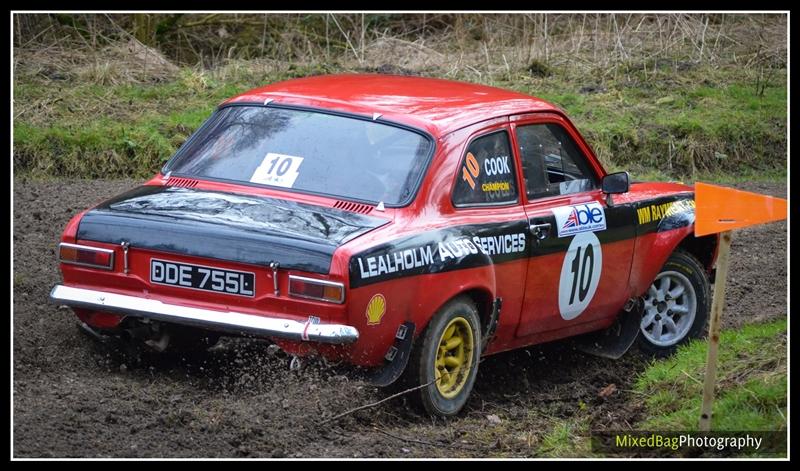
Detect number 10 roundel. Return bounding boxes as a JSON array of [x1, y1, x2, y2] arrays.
[[558, 232, 603, 320]]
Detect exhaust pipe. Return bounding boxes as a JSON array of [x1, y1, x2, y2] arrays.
[[124, 321, 171, 352], [77, 321, 111, 343], [144, 331, 171, 352]]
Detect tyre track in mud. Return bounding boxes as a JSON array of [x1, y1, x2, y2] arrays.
[[12, 178, 787, 457]]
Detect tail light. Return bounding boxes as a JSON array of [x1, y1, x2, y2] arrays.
[[59, 243, 115, 270], [288, 275, 345, 304]]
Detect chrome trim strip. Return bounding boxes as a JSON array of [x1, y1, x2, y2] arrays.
[[49, 285, 359, 345], [288, 275, 346, 304], [58, 243, 116, 271]]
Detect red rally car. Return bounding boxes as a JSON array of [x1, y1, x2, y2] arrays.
[[51, 74, 718, 416]]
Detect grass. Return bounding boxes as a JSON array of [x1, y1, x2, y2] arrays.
[[12, 64, 334, 178], [13, 70, 239, 178], [520, 318, 788, 458], [537, 417, 596, 458], [634, 318, 787, 456], [497, 65, 787, 178], [629, 167, 788, 185], [414, 409, 598, 458], [525, 319, 788, 458], [13, 61, 787, 181], [12, 14, 787, 180]]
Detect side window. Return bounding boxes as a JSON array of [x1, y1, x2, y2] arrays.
[[516, 123, 597, 200], [452, 131, 518, 206]]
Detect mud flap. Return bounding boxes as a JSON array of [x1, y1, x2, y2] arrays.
[[573, 302, 642, 360], [481, 298, 502, 352], [366, 322, 415, 387]]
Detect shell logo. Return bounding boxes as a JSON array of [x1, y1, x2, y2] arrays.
[[365, 294, 387, 325]]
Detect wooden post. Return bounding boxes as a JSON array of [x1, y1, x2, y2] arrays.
[[698, 230, 733, 431]]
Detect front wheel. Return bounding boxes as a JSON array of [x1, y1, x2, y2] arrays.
[[637, 250, 710, 357], [403, 297, 482, 416]]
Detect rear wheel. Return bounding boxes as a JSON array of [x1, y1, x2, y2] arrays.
[[403, 297, 481, 416], [637, 250, 710, 357]]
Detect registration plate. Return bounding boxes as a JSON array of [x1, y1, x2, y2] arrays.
[[150, 259, 255, 297]]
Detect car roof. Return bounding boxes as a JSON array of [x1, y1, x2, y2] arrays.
[[223, 74, 561, 136]]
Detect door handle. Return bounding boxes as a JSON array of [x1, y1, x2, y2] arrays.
[[529, 223, 551, 240]]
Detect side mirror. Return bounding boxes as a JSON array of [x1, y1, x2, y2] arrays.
[[602, 171, 630, 195]]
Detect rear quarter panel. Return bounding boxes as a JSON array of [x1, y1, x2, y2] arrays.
[[334, 119, 525, 366]]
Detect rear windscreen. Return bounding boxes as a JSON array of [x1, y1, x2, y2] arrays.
[[165, 106, 433, 206]]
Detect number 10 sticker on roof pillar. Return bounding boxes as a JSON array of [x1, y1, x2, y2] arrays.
[[250, 153, 304, 188]]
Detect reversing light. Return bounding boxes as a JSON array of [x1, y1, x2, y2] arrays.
[[288, 275, 345, 304], [59, 243, 115, 270]]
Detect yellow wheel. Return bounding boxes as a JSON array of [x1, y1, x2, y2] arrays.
[[434, 317, 474, 398], [400, 296, 482, 416]]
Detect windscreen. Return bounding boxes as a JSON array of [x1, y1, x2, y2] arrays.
[[165, 106, 433, 206]]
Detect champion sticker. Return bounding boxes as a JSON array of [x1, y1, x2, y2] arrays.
[[250, 152, 304, 188], [481, 180, 511, 193], [552, 202, 606, 237]]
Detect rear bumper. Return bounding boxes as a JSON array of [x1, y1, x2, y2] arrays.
[[49, 285, 359, 345]]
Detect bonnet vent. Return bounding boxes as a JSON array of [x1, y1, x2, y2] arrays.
[[165, 177, 199, 188], [333, 200, 374, 214]]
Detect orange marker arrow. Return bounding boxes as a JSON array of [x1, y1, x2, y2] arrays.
[[694, 181, 786, 432], [694, 182, 787, 236]]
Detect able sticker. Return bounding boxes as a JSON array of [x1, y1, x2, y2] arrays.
[[366, 293, 387, 325], [552, 202, 606, 237], [558, 232, 603, 320], [250, 152, 304, 188]]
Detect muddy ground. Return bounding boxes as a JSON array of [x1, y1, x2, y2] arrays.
[[12, 178, 787, 458]]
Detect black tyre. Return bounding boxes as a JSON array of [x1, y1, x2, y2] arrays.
[[637, 249, 710, 357], [403, 296, 481, 416]]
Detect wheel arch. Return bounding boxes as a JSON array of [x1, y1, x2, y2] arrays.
[[461, 287, 496, 334], [414, 282, 497, 340], [677, 232, 720, 273], [631, 226, 718, 298]]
